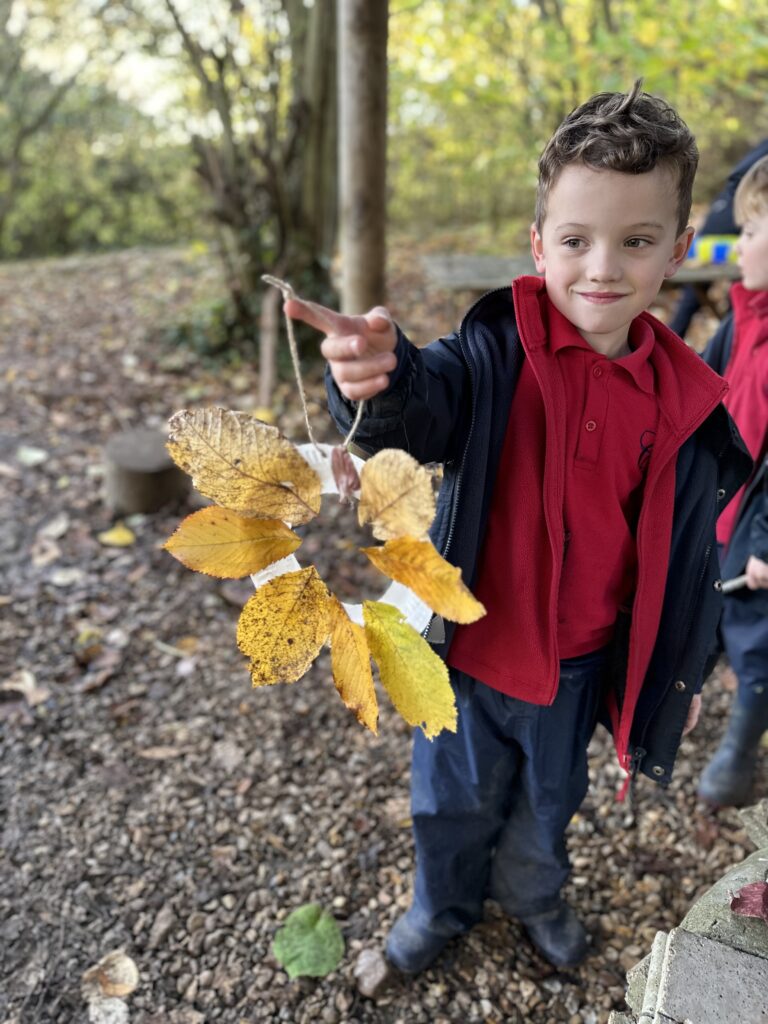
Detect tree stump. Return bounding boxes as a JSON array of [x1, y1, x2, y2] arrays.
[[104, 428, 189, 515]]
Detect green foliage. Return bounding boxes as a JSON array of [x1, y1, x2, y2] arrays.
[[0, 83, 203, 258], [272, 904, 344, 979], [388, 0, 768, 232]]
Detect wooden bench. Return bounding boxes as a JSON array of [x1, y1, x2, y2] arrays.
[[421, 253, 741, 317]]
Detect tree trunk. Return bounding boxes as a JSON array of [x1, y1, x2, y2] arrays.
[[338, 0, 388, 314]]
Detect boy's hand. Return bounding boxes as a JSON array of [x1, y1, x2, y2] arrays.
[[682, 693, 702, 736], [284, 297, 398, 402], [745, 555, 768, 590]]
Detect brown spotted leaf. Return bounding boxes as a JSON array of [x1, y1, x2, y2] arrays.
[[331, 446, 360, 504], [358, 449, 435, 541], [328, 597, 378, 734], [237, 567, 331, 686], [167, 408, 321, 524], [362, 536, 485, 624], [164, 506, 300, 578], [363, 600, 456, 739]]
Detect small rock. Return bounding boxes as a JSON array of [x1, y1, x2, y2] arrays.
[[148, 902, 176, 951], [353, 948, 392, 999]]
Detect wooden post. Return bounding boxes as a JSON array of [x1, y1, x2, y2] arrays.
[[337, 0, 388, 314], [104, 429, 190, 515]]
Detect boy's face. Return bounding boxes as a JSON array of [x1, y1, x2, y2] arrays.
[[531, 164, 693, 355], [735, 211, 768, 291]]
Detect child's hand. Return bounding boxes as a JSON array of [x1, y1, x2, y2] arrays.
[[745, 555, 768, 590], [682, 693, 702, 736], [284, 297, 398, 402]]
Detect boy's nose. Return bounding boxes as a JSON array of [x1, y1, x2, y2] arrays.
[[586, 248, 622, 281]]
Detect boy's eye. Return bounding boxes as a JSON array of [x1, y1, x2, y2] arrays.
[[563, 238, 583, 249], [625, 237, 651, 248]]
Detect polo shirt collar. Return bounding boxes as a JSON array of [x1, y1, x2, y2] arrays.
[[546, 296, 655, 394]]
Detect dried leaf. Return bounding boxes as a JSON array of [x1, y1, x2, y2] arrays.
[[331, 446, 360, 504], [137, 745, 188, 761], [328, 597, 378, 734], [167, 408, 321, 525], [0, 669, 51, 707], [164, 507, 301, 578], [358, 450, 435, 541], [272, 904, 344, 979], [730, 881, 768, 922], [98, 523, 136, 547], [237, 567, 331, 686], [362, 537, 485, 624], [363, 601, 457, 739], [82, 950, 139, 999]]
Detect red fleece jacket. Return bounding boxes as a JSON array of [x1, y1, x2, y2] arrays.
[[448, 277, 728, 769]]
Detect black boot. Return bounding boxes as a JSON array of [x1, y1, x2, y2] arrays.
[[698, 700, 768, 807], [519, 900, 590, 968]]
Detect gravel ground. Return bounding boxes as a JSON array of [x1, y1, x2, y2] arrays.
[[0, 247, 763, 1023]]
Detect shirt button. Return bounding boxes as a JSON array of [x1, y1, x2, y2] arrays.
[[674, 680, 686, 692], [585, 420, 597, 432], [592, 366, 603, 378]]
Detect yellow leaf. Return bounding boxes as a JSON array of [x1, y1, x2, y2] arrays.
[[97, 522, 136, 547], [358, 449, 436, 541], [167, 408, 321, 525], [363, 601, 456, 739], [163, 506, 300, 578], [362, 537, 485, 624], [328, 597, 378, 734], [237, 567, 331, 686]]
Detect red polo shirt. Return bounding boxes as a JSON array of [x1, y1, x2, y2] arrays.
[[448, 295, 660, 690], [716, 284, 768, 547]]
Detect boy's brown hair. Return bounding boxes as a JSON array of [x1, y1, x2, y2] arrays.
[[734, 154, 768, 224], [536, 80, 698, 236]]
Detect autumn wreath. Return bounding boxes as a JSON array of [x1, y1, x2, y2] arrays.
[[163, 283, 486, 739]]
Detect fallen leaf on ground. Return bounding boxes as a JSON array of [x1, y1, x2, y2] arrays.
[[137, 745, 190, 761], [98, 523, 136, 547], [0, 669, 51, 708], [82, 950, 139, 999], [75, 649, 123, 692], [730, 881, 768, 922], [164, 506, 300, 577], [237, 567, 331, 685], [328, 597, 378, 733], [358, 450, 435, 541], [362, 536, 485, 623], [272, 904, 344, 979], [167, 408, 321, 524], [363, 600, 457, 739]]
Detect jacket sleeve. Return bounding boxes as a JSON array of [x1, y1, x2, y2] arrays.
[[325, 325, 471, 464], [749, 459, 768, 562], [700, 313, 734, 375]]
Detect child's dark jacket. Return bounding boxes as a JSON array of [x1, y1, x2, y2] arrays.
[[701, 305, 768, 618], [326, 277, 752, 784]]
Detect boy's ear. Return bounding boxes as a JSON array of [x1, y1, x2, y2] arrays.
[[663, 225, 695, 279], [530, 222, 546, 273]]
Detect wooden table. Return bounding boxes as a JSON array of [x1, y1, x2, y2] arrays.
[[421, 253, 740, 317]]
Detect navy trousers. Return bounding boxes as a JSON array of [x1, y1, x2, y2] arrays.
[[408, 648, 607, 938]]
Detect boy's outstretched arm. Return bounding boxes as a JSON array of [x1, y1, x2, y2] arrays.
[[285, 296, 471, 465], [284, 297, 398, 402]]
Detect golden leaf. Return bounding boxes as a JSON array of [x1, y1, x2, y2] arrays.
[[237, 567, 331, 686], [358, 449, 435, 541], [164, 507, 300, 578], [362, 537, 485, 624], [167, 408, 321, 525], [363, 601, 456, 739], [328, 597, 378, 734], [97, 523, 136, 547]]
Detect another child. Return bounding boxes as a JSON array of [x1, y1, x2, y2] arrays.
[[287, 82, 751, 972], [697, 155, 768, 807]]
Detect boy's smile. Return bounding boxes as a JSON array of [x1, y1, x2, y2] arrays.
[[531, 164, 693, 356]]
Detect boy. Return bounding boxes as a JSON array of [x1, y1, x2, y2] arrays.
[[697, 155, 768, 808], [286, 82, 751, 972]]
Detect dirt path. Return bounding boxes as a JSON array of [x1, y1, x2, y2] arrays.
[[0, 247, 757, 1023]]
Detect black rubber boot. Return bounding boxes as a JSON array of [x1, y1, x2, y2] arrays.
[[520, 901, 590, 968], [698, 700, 768, 807]]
